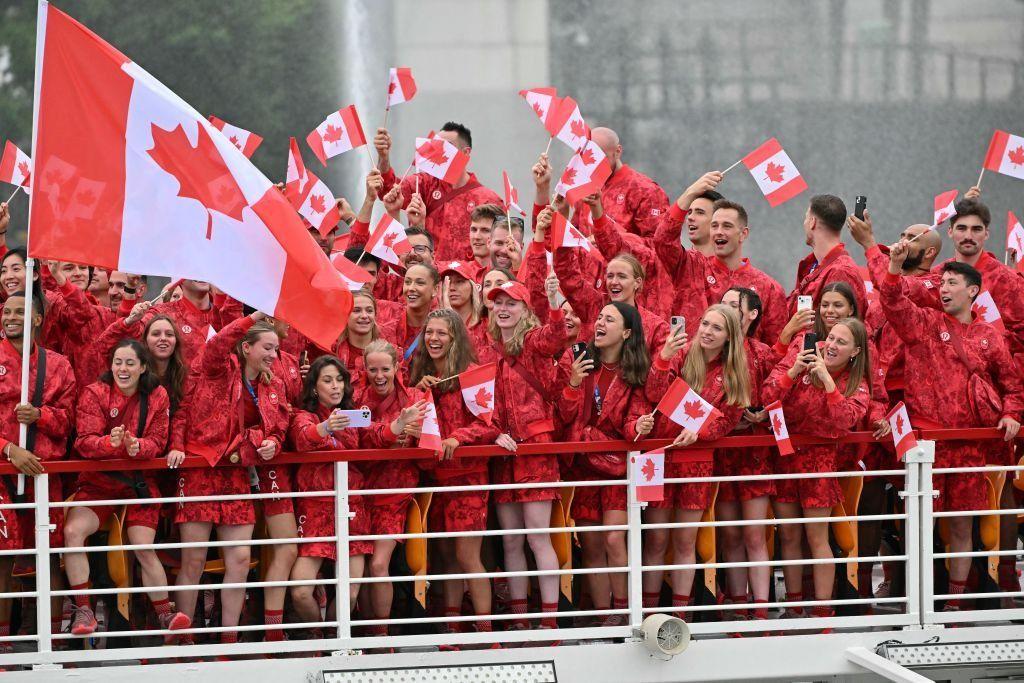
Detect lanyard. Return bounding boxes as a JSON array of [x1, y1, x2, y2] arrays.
[[242, 375, 259, 407]]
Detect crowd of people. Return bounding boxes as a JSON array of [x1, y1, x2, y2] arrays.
[[0, 119, 1021, 650]]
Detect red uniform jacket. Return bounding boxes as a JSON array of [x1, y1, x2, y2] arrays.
[[647, 355, 745, 452], [289, 406, 360, 502], [380, 168, 503, 261], [787, 243, 867, 318], [590, 213, 672, 318], [354, 380, 423, 499], [149, 296, 219, 366], [568, 163, 669, 240], [0, 339, 76, 460], [40, 281, 117, 386], [426, 386, 499, 481], [561, 369, 651, 456]]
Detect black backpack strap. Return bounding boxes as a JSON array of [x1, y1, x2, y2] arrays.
[[25, 347, 46, 454], [104, 391, 152, 499]]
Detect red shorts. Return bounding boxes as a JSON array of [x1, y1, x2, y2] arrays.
[[254, 464, 295, 518], [934, 441, 988, 512], [571, 483, 626, 523], [716, 447, 774, 502], [173, 468, 255, 527], [74, 476, 161, 530], [429, 473, 489, 532], [649, 459, 714, 511], [296, 498, 372, 560], [491, 433, 560, 504], [363, 496, 411, 538], [0, 475, 64, 555], [773, 446, 842, 510]]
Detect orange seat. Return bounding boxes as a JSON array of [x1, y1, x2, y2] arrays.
[[554, 487, 575, 601], [830, 475, 863, 587], [405, 493, 431, 608]]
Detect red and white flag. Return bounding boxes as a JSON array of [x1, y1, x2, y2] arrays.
[[207, 116, 262, 159], [306, 105, 367, 166], [550, 212, 591, 252], [631, 448, 665, 503], [29, 3, 351, 351], [971, 289, 1005, 331], [418, 389, 443, 453], [933, 189, 958, 226], [365, 213, 411, 266], [655, 378, 722, 433], [519, 87, 558, 127], [766, 400, 794, 456], [886, 401, 918, 460], [459, 363, 497, 425], [330, 251, 373, 292], [386, 67, 417, 107], [0, 141, 32, 194], [1006, 210, 1024, 260], [414, 136, 469, 184], [983, 129, 1024, 181], [546, 96, 590, 151], [741, 138, 808, 207], [284, 136, 310, 208], [555, 139, 612, 205], [858, 265, 878, 305], [502, 170, 523, 215], [297, 171, 341, 238]]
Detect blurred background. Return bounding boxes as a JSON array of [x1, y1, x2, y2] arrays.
[[2, 0, 1023, 284]]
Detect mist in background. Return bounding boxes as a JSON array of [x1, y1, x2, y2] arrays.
[[2, 0, 1022, 286]]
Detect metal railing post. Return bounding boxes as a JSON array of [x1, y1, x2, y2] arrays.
[[901, 448, 920, 627], [917, 441, 936, 626], [626, 451, 643, 630], [34, 473, 53, 655], [333, 460, 351, 640]]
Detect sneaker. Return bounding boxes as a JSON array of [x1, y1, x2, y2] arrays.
[[70, 606, 98, 636], [874, 581, 891, 599], [601, 613, 626, 627], [159, 611, 192, 631]]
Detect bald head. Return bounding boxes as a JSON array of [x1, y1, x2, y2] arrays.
[[590, 127, 622, 170], [900, 224, 942, 272]]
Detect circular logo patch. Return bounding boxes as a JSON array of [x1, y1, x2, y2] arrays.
[[432, 190, 442, 201], [940, 331, 950, 342], [0, 366, 7, 377], [181, 324, 193, 334], [706, 275, 717, 285], [110, 407, 119, 418], [802, 375, 812, 385]]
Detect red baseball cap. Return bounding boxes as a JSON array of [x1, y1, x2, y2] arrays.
[[438, 260, 480, 282], [486, 280, 530, 303]]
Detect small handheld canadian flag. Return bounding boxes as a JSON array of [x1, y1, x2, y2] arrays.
[[414, 136, 469, 185], [207, 116, 263, 159], [306, 105, 367, 166], [459, 363, 497, 425], [971, 289, 1005, 331], [550, 212, 591, 252], [631, 448, 665, 503], [740, 138, 808, 207], [766, 400, 795, 456], [982, 129, 1024, 182], [284, 137, 310, 208], [365, 213, 412, 266], [418, 389, 443, 453], [502, 171, 523, 215], [886, 401, 918, 460], [655, 378, 722, 433], [0, 140, 32, 194], [555, 139, 612, 205], [546, 96, 590, 152], [386, 67, 417, 108], [933, 189, 958, 227], [297, 171, 341, 238], [330, 252, 374, 292], [1006, 210, 1024, 260], [519, 87, 558, 128]]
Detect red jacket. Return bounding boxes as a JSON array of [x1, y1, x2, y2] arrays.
[[0, 339, 76, 460], [379, 168, 503, 261], [289, 405, 360, 501], [938, 252, 1024, 364], [590, 213, 672, 318], [179, 316, 290, 466], [354, 380, 423, 496], [878, 271, 1024, 428], [149, 296, 219, 366], [40, 281, 118, 387], [787, 243, 867, 318], [568, 163, 669, 240], [762, 363, 870, 439], [561, 368, 651, 446], [648, 355, 745, 446], [426, 386, 499, 480]]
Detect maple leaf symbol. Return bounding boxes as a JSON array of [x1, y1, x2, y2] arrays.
[[323, 124, 344, 144], [532, 102, 546, 119], [764, 162, 786, 184], [570, 119, 587, 139], [1016, 234, 1023, 254], [228, 135, 242, 149], [388, 80, 397, 96], [560, 166, 577, 186], [579, 146, 596, 166], [936, 211, 949, 223], [309, 193, 327, 214], [147, 123, 247, 240], [772, 414, 783, 437], [382, 231, 398, 250], [417, 140, 449, 166], [641, 457, 657, 482], [975, 303, 989, 319], [17, 161, 30, 179], [1008, 145, 1024, 168], [45, 170, 65, 186], [682, 400, 706, 420], [895, 413, 905, 435], [569, 224, 585, 242], [75, 188, 96, 207], [473, 386, 492, 410]]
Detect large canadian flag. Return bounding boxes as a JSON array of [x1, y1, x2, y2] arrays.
[[655, 377, 722, 434], [546, 96, 590, 151], [0, 141, 33, 194], [1007, 210, 1024, 262], [418, 389, 443, 453], [28, 3, 351, 350], [207, 115, 263, 159], [550, 212, 591, 252], [886, 401, 918, 460], [971, 289, 1005, 331], [459, 363, 496, 425], [741, 138, 808, 207], [296, 171, 341, 238], [414, 136, 469, 184], [933, 189, 958, 226], [555, 139, 612, 204], [631, 448, 665, 503], [766, 400, 795, 456], [519, 87, 557, 128], [306, 104, 367, 166], [365, 213, 411, 266], [386, 67, 417, 107], [983, 129, 1024, 181]]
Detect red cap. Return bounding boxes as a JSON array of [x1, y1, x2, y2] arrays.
[[486, 280, 530, 303], [439, 260, 480, 282]]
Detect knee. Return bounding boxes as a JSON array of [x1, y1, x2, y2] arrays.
[[604, 531, 627, 556], [224, 549, 252, 577], [179, 552, 207, 579], [643, 530, 668, 558], [501, 534, 524, 556], [742, 526, 767, 552], [369, 554, 391, 578], [133, 548, 160, 569], [455, 544, 481, 570], [291, 583, 314, 604], [275, 543, 298, 567], [63, 522, 88, 547], [526, 532, 553, 556], [779, 525, 801, 548], [720, 525, 743, 547]]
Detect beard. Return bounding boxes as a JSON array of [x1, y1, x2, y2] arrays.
[[902, 249, 925, 272]]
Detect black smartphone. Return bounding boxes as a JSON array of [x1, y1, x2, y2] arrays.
[[854, 195, 867, 220], [571, 342, 589, 362], [803, 332, 818, 352], [747, 405, 763, 413]]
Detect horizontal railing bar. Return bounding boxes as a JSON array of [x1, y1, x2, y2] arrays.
[[353, 607, 626, 627], [50, 535, 336, 554], [52, 620, 340, 640], [640, 513, 907, 530], [932, 465, 1024, 474], [53, 577, 336, 597], [933, 549, 1022, 559], [642, 596, 908, 613], [932, 508, 1024, 518], [51, 489, 336, 508], [933, 589, 1024, 600], [643, 555, 908, 571]]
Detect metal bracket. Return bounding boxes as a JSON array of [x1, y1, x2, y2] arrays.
[[901, 444, 934, 464], [898, 490, 938, 499]]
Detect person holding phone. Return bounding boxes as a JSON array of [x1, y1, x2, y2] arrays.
[[761, 317, 871, 625], [562, 302, 652, 626]]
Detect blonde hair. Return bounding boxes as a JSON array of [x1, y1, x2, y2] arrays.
[[608, 253, 645, 296], [681, 304, 750, 407], [820, 317, 871, 398], [340, 290, 381, 343], [487, 299, 540, 357], [363, 338, 398, 366], [236, 321, 279, 386], [410, 309, 477, 393]]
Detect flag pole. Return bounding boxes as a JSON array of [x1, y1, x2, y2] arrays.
[[4, 186, 21, 205], [976, 167, 985, 190], [544, 136, 553, 157], [721, 159, 743, 175]]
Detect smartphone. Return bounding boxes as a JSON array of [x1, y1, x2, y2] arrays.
[[299, 350, 309, 367], [803, 332, 818, 352], [854, 195, 867, 221], [336, 408, 372, 428], [747, 405, 763, 413], [670, 315, 686, 332], [797, 295, 813, 312], [571, 342, 590, 362]]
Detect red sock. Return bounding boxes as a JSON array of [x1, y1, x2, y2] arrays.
[[0, 621, 9, 638], [69, 582, 90, 609], [444, 607, 461, 633], [729, 593, 748, 616], [612, 596, 629, 611], [811, 605, 834, 618], [753, 599, 769, 620], [786, 591, 804, 615], [671, 594, 689, 620], [508, 598, 529, 628], [947, 579, 967, 609], [221, 631, 238, 645], [50, 617, 61, 635], [264, 609, 284, 641], [152, 598, 172, 617], [540, 601, 558, 629], [366, 624, 388, 637], [473, 617, 492, 633], [642, 591, 660, 609]]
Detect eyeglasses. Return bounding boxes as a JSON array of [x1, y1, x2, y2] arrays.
[[411, 245, 433, 254]]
